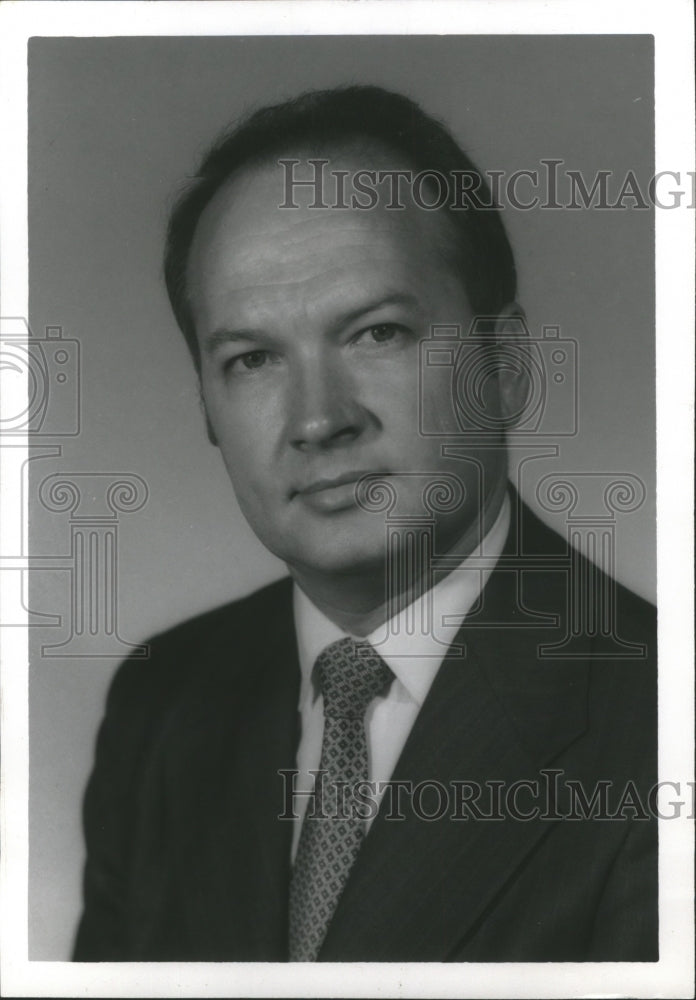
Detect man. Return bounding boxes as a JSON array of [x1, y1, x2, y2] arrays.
[[73, 86, 657, 962]]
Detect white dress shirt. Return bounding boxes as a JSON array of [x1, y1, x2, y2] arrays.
[[290, 494, 511, 862]]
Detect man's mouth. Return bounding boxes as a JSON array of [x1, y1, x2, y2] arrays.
[[292, 471, 386, 512]]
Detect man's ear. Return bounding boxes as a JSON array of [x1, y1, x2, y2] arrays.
[[492, 302, 532, 429], [198, 385, 219, 447]]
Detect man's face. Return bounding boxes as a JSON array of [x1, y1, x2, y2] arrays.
[[187, 153, 507, 579]]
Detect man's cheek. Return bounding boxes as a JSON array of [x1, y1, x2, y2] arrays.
[[377, 393, 420, 444]]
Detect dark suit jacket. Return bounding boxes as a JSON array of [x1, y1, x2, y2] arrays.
[[73, 493, 657, 961]]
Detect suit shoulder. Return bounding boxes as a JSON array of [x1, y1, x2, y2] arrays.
[[516, 494, 655, 633], [106, 575, 293, 714], [613, 576, 656, 631], [146, 574, 292, 654]]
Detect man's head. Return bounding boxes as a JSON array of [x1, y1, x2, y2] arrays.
[[163, 86, 526, 586]]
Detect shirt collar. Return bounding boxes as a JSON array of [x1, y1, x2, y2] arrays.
[[293, 492, 510, 710]]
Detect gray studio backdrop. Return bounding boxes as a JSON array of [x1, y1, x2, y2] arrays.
[[27, 35, 654, 958]]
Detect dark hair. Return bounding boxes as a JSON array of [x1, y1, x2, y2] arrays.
[[164, 84, 517, 368]]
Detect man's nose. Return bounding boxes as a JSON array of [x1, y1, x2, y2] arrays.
[[287, 357, 367, 452]]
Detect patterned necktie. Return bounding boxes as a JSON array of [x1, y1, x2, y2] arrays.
[[288, 636, 393, 961]]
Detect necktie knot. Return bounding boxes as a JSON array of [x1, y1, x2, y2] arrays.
[[316, 636, 393, 719]]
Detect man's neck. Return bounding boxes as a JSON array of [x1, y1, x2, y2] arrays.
[[289, 479, 510, 637]]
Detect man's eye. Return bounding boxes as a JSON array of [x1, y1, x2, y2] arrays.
[[229, 350, 268, 372], [355, 323, 405, 345], [369, 324, 397, 343]]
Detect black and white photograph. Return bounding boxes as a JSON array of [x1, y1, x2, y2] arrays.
[[0, 1, 693, 997]]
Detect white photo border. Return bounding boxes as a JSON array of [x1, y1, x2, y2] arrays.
[[1, 1, 693, 997]]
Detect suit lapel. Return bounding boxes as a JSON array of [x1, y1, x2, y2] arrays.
[[319, 500, 590, 961]]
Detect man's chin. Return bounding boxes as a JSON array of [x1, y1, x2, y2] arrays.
[[292, 546, 387, 580], [279, 528, 389, 581]]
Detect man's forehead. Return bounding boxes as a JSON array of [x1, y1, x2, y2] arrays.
[[197, 151, 415, 233], [188, 150, 459, 289], [227, 137, 415, 209]]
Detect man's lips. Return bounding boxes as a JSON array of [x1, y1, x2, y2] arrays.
[[295, 470, 378, 497], [291, 471, 390, 511]]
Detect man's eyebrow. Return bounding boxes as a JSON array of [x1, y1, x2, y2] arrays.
[[335, 293, 421, 331], [204, 329, 264, 354]]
